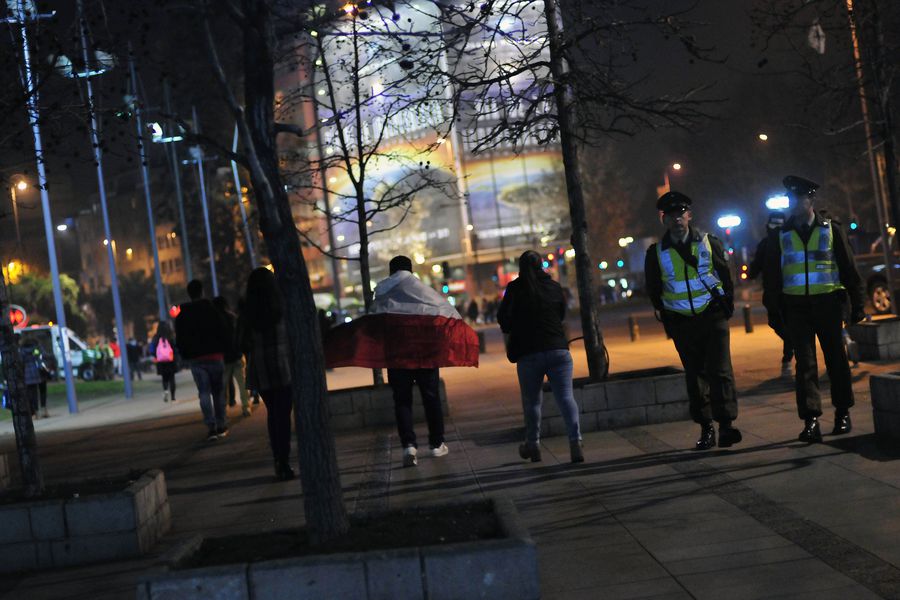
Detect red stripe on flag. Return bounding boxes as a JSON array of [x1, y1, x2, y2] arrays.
[[324, 314, 479, 369]]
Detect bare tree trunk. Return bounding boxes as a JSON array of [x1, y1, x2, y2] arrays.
[[237, 0, 349, 544], [543, 0, 609, 380], [0, 275, 43, 497]]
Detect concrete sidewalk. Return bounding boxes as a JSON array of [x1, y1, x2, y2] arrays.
[[2, 326, 900, 599]]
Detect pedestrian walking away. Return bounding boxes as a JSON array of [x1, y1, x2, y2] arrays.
[[498, 250, 584, 463], [126, 337, 144, 381], [763, 175, 866, 443], [150, 322, 178, 404], [645, 191, 742, 450], [175, 279, 231, 441], [241, 267, 295, 481], [18, 337, 46, 419], [373, 255, 455, 467], [748, 210, 794, 377], [213, 296, 252, 417]]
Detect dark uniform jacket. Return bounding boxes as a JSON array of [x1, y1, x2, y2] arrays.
[[644, 227, 734, 319], [762, 212, 865, 314], [497, 275, 569, 362]]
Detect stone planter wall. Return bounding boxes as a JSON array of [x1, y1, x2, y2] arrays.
[[0, 454, 9, 491], [328, 379, 449, 431], [0, 469, 170, 573], [848, 318, 900, 360], [138, 497, 539, 600], [541, 367, 690, 436], [871, 372, 900, 441]]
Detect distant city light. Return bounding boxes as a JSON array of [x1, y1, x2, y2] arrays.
[[608, 279, 617, 288], [599, 261, 609, 270], [672, 163, 682, 171], [616, 259, 625, 268], [15, 181, 27, 191], [620, 278, 628, 289], [542, 261, 550, 268], [56, 224, 67, 232], [765, 195, 790, 210], [618, 236, 634, 248], [466, 224, 474, 231], [717, 215, 742, 229], [758, 133, 769, 141], [546, 253, 554, 261], [432, 264, 442, 273], [564, 248, 576, 259]]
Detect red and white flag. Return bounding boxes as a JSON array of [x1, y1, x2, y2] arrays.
[[324, 271, 479, 369]]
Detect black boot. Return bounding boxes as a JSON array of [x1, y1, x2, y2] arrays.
[[570, 440, 585, 464], [718, 422, 743, 448], [274, 458, 295, 481], [518, 442, 542, 463], [799, 418, 823, 443], [832, 411, 852, 435], [695, 424, 716, 450]]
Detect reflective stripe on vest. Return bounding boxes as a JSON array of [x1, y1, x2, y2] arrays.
[[780, 223, 844, 295], [657, 234, 724, 315]]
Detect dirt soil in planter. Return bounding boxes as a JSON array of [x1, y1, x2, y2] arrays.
[[0, 469, 146, 505], [184, 500, 501, 568]]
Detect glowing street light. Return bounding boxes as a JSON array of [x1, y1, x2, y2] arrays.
[[672, 163, 682, 171], [55, 223, 67, 232], [717, 215, 742, 229], [765, 195, 790, 210], [758, 133, 769, 142], [15, 180, 27, 191]]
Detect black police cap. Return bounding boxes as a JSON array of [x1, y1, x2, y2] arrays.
[[783, 175, 819, 197], [656, 191, 692, 213]]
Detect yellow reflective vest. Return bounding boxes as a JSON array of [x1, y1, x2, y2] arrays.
[[780, 222, 844, 296], [657, 234, 724, 316]]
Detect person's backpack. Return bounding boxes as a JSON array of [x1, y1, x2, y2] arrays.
[[155, 338, 174, 363]]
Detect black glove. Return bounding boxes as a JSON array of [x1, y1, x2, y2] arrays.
[[850, 306, 866, 324]]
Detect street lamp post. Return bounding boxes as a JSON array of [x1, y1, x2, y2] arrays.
[[190, 106, 219, 297], [76, 0, 132, 396], [127, 50, 167, 323], [162, 79, 193, 283], [9, 179, 26, 251], [230, 124, 258, 269], [6, 1, 78, 413]]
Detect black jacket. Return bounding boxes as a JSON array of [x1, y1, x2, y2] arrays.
[[644, 227, 734, 319], [762, 212, 865, 312], [497, 275, 569, 362], [174, 299, 230, 360]]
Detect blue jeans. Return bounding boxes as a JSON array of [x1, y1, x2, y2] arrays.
[[516, 349, 581, 443], [190, 360, 227, 430]]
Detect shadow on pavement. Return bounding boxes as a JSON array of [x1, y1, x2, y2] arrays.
[[826, 432, 900, 462]]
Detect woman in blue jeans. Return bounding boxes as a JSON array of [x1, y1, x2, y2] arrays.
[[498, 250, 584, 463]]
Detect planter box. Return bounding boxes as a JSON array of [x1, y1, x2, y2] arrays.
[[138, 497, 538, 600], [848, 318, 900, 360], [871, 372, 900, 442], [541, 367, 689, 436], [328, 379, 449, 431], [0, 469, 170, 573], [0, 454, 9, 491]]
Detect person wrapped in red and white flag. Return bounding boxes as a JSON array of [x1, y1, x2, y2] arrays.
[[324, 255, 478, 467]]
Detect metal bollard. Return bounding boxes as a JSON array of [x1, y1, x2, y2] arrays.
[[628, 315, 640, 342], [743, 304, 753, 333]]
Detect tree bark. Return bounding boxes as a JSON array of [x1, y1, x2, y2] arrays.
[[240, 0, 349, 544], [543, 0, 609, 380], [0, 275, 43, 497]]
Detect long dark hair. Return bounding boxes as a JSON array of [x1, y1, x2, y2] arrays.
[[517, 250, 549, 300], [156, 321, 173, 342], [244, 267, 284, 331]]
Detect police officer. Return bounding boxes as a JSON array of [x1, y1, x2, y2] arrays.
[[645, 191, 742, 450], [748, 210, 794, 377], [763, 176, 865, 443]]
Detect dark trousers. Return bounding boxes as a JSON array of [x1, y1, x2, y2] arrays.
[[261, 386, 293, 462], [767, 312, 794, 363], [190, 360, 226, 429], [387, 368, 444, 449], [667, 312, 738, 425], [129, 360, 142, 381], [784, 295, 854, 419]]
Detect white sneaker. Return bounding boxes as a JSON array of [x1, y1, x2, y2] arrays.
[[163, 390, 170, 403], [403, 446, 418, 467], [431, 443, 449, 458]]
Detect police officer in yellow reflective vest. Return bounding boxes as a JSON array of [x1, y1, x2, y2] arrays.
[[764, 176, 866, 443], [645, 192, 741, 450]]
